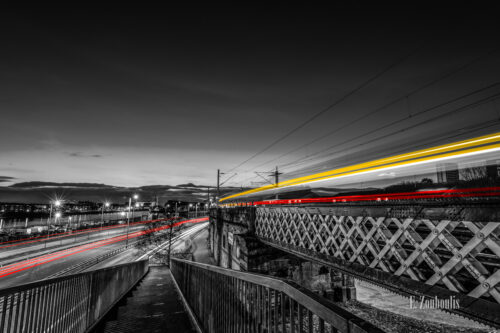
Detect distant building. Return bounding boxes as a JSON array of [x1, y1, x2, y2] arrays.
[[436, 163, 459, 184]]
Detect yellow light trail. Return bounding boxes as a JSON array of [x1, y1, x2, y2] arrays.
[[220, 131, 500, 202]]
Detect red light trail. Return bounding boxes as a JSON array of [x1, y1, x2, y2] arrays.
[[222, 186, 500, 206], [0, 217, 179, 249], [0, 217, 208, 279]]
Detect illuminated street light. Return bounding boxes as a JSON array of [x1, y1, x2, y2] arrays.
[[101, 202, 110, 230], [127, 194, 138, 246], [46, 199, 63, 248]]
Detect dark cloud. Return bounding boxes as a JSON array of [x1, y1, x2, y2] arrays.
[[9, 182, 113, 188], [67, 152, 103, 158], [0, 176, 15, 183]]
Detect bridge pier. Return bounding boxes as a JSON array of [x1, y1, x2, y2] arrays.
[[209, 208, 358, 302], [209, 207, 284, 271], [208, 217, 286, 271], [330, 269, 357, 302]]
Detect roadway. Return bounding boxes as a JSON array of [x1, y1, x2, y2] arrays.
[[87, 222, 209, 270], [0, 223, 147, 265], [0, 217, 208, 289]]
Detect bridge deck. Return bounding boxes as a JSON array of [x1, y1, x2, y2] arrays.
[[92, 266, 195, 333]]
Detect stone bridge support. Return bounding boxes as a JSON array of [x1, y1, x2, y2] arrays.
[[208, 207, 357, 301]]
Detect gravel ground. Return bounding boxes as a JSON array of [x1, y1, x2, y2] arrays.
[[338, 300, 495, 333]]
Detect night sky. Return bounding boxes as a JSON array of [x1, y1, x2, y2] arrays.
[[2, 5, 500, 189]]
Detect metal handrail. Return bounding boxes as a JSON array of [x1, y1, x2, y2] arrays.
[[170, 258, 384, 333], [0, 259, 149, 332]]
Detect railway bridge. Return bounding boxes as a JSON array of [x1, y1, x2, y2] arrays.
[[208, 203, 500, 328]]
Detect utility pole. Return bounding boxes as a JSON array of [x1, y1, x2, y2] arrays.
[[274, 166, 282, 199], [126, 197, 131, 246], [254, 167, 282, 200], [46, 203, 52, 249], [101, 204, 105, 231], [217, 169, 220, 203], [167, 202, 177, 266]]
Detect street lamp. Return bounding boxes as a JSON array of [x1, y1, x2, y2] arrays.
[[132, 194, 139, 220], [55, 212, 62, 244], [101, 202, 110, 230], [126, 194, 138, 246], [133, 202, 139, 224], [46, 200, 62, 248]]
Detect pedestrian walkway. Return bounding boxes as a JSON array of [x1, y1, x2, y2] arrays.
[[92, 266, 195, 333]]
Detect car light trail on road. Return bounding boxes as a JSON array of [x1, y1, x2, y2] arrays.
[[0, 217, 208, 279], [0, 217, 180, 249]]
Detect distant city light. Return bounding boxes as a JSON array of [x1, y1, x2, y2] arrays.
[[133, 194, 139, 200], [55, 212, 61, 218], [105, 202, 110, 207], [54, 200, 62, 206]]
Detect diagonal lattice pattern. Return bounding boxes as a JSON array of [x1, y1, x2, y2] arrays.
[[255, 206, 500, 304]]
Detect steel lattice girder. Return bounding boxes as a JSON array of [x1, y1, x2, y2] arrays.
[[255, 206, 500, 304]]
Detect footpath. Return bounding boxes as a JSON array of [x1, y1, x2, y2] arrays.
[[91, 224, 212, 333], [92, 265, 195, 333]]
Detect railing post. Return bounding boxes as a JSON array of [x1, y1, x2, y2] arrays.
[[32, 287, 42, 332], [53, 280, 64, 331], [5, 294, 14, 333], [16, 291, 27, 332], [40, 285, 51, 332]]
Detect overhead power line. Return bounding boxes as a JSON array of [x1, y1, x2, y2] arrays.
[[225, 46, 422, 173], [249, 48, 499, 171], [279, 87, 500, 172], [230, 82, 500, 187], [226, 117, 500, 190]]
